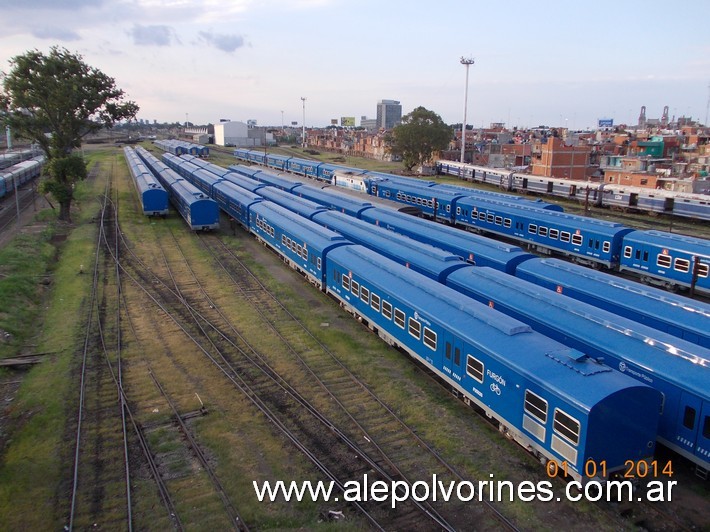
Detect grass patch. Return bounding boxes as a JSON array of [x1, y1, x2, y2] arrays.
[[0, 150, 110, 530]]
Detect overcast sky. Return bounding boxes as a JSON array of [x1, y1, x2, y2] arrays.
[[2, 0, 708, 129]]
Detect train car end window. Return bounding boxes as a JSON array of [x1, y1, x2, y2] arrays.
[[603, 241, 611, 253], [524, 390, 548, 424], [553, 408, 580, 446]]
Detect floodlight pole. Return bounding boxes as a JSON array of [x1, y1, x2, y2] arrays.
[[301, 97, 307, 149], [460, 57, 475, 164]]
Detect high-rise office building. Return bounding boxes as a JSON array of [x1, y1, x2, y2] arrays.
[[376, 99, 402, 130]]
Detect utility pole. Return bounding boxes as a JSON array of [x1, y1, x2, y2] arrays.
[[301, 97, 307, 149], [460, 57, 475, 163]]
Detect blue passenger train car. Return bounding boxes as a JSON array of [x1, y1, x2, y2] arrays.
[[294, 184, 374, 217], [124, 148, 168, 216], [312, 210, 470, 283], [619, 230, 710, 294], [445, 266, 710, 471], [516, 258, 710, 349], [212, 181, 263, 229], [249, 202, 350, 288], [324, 245, 661, 480], [359, 207, 535, 274]]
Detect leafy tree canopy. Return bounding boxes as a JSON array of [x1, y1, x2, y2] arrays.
[[0, 46, 138, 220], [387, 107, 452, 171]]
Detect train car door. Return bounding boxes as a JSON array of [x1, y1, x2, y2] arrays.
[[696, 401, 710, 472], [675, 392, 702, 457], [629, 193, 639, 207]]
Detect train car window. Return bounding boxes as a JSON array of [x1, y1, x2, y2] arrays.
[[408, 318, 421, 340], [560, 231, 571, 243], [657, 254, 672, 269], [486, 213, 494, 223], [529, 224, 538, 234], [281, 235, 287, 245], [445, 342, 452, 360], [342, 274, 350, 291], [317, 258, 321, 270], [423, 328, 437, 350], [446, 205, 451, 213], [683, 406, 696, 430], [297, 244, 303, 256], [699, 263, 709, 278], [603, 242, 610, 253], [495, 216, 502, 226], [478, 212, 486, 221], [703, 416, 710, 439], [351, 280, 359, 296], [643, 251, 649, 262], [394, 308, 406, 329], [659, 393, 665, 415], [674, 258, 690, 273], [549, 228, 559, 240], [465, 355, 484, 383], [360, 286, 370, 304], [371, 293, 381, 312], [456, 207, 462, 215], [553, 409, 580, 445], [504, 218, 512, 228], [382, 301, 393, 320], [595, 240, 600, 250], [572, 234, 583, 246], [538, 227, 548, 237], [454, 347, 461, 366], [524, 390, 548, 424]]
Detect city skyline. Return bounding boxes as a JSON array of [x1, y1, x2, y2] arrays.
[[1, 0, 708, 129]]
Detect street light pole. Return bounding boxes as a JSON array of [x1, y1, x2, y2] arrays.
[[301, 97, 307, 149], [460, 57, 475, 164]]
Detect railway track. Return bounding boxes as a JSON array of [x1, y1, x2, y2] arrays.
[[197, 232, 520, 530]]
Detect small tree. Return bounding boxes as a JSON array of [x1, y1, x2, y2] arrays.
[[387, 107, 452, 171], [0, 46, 138, 221]]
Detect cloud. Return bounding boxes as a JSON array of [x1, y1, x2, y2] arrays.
[[31, 27, 82, 41], [128, 24, 176, 47], [0, 0, 105, 8], [198, 31, 245, 53]]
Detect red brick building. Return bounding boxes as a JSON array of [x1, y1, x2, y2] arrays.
[[530, 137, 591, 179]]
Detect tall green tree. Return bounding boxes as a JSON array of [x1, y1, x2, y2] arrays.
[[387, 106, 452, 171], [1, 46, 138, 221]]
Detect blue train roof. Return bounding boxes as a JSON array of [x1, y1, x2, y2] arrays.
[[327, 245, 652, 406], [359, 207, 534, 273], [249, 168, 303, 192], [294, 184, 373, 216], [516, 258, 710, 347], [228, 164, 264, 179], [445, 267, 710, 399], [625, 230, 710, 258], [213, 180, 263, 205], [251, 201, 349, 250], [257, 187, 327, 219], [432, 183, 564, 211], [222, 172, 267, 193], [312, 210, 469, 282]]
